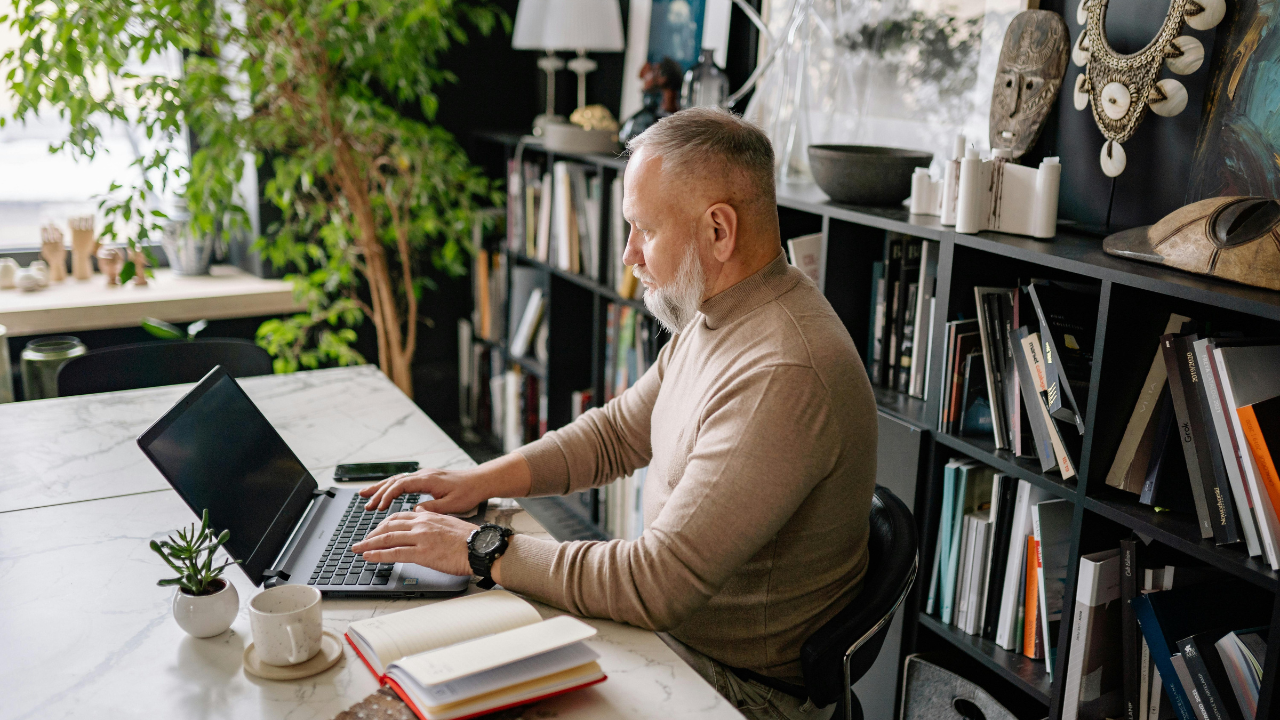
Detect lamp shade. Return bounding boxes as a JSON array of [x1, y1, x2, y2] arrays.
[[512, 0, 625, 52]]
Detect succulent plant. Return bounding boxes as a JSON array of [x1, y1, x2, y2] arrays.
[[149, 510, 240, 596]]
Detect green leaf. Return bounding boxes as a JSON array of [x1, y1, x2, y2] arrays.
[[141, 317, 184, 340]]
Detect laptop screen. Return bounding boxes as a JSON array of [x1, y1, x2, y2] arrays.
[[138, 367, 318, 584]]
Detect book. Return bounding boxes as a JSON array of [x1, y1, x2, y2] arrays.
[[1013, 326, 1061, 473], [961, 350, 994, 437], [509, 288, 545, 359], [1214, 343, 1280, 569], [787, 232, 825, 290], [943, 323, 980, 434], [1196, 338, 1262, 557], [868, 261, 886, 385], [1238, 396, 1280, 543], [1214, 630, 1267, 718], [981, 473, 1018, 641], [930, 458, 964, 616], [1179, 632, 1245, 720], [1120, 537, 1142, 720], [1063, 549, 1123, 720], [956, 513, 978, 632], [909, 241, 939, 398], [1162, 333, 1216, 540], [1021, 331, 1078, 478], [1108, 314, 1194, 494], [1169, 654, 1207, 720], [1027, 281, 1098, 434], [996, 480, 1054, 651], [345, 590, 606, 720], [880, 237, 904, 387], [1131, 579, 1273, 720], [1187, 339, 1243, 546], [1024, 534, 1044, 659], [942, 460, 989, 624], [975, 287, 1014, 448], [895, 239, 923, 392], [1033, 498, 1073, 676]]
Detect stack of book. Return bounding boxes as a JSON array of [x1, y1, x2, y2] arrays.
[[1106, 320, 1280, 570], [936, 281, 1100, 480], [347, 590, 605, 720], [925, 461, 1068, 674], [867, 234, 939, 399], [1061, 539, 1271, 720], [505, 158, 640, 300], [602, 304, 658, 404]]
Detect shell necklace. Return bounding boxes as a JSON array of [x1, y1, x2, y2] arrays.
[[1071, 0, 1224, 176]]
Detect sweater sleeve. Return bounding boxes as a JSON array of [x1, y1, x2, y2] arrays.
[[500, 364, 842, 631], [515, 336, 674, 497]]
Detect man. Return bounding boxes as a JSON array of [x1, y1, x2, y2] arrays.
[[352, 108, 878, 720]]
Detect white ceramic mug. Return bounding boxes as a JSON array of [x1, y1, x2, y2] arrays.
[[249, 585, 323, 666]]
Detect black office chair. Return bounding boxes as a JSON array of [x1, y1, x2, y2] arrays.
[[802, 485, 918, 720], [56, 339, 273, 397]]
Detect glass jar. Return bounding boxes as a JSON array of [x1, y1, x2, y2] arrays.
[[680, 50, 729, 109], [21, 336, 86, 400]]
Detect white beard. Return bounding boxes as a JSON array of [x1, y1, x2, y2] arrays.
[[636, 242, 706, 335]]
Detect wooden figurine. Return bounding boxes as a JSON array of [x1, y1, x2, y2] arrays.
[[129, 247, 149, 287], [40, 224, 67, 282], [69, 216, 98, 280], [96, 246, 125, 287]]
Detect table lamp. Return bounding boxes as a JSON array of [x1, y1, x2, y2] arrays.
[[512, 0, 625, 135]]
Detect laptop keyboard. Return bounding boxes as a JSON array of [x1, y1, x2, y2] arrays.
[[310, 493, 422, 587]]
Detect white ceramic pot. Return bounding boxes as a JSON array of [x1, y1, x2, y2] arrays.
[[172, 579, 239, 638]]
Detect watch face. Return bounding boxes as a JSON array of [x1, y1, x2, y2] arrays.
[[474, 527, 503, 554]]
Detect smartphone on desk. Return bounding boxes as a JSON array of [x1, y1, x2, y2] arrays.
[[333, 461, 420, 482]]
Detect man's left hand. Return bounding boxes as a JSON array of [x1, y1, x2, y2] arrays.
[[351, 511, 474, 577]]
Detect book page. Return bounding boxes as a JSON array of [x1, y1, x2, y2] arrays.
[[347, 590, 543, 672], [389, 642, 599, 707], [394, 615, 597, 686]]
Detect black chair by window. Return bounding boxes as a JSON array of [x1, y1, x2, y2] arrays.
[[802, 485, 919, 720], [56, 339, 273, 397]]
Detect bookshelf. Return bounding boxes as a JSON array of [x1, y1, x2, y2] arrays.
[[474, 132, 1280, 720]]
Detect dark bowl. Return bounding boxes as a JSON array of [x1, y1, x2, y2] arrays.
[[807, 145, 934, 206]]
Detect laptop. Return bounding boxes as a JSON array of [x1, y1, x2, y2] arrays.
[[137, 365, 470, 598]]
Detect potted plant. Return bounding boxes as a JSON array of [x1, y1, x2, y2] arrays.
[[150, 510, 241, 638], [3, 0, 504, 396]]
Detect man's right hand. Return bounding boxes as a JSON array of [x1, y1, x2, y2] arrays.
[[358, 453, 534, 513]]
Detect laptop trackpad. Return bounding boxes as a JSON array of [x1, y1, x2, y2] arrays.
[[396, 563, 470, 591]]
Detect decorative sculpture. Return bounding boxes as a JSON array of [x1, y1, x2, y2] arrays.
[[96, 246, 125, 287], [40, 224, 67, 282], [129, 247, 149, 287], [1073, 0, 1223, 176], [69, 216, 98, 280], [1104, 196, 1280, 291], [955, 149, 1062, 239], [990, 11, 1070, 160], [16, 261, 49, 292]]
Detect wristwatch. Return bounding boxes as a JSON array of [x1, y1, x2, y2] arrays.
[[467, 523, 514, 589]]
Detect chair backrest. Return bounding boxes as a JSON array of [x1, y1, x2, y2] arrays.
[[801, 485, 918, 710], [56, 339, 273, 397]]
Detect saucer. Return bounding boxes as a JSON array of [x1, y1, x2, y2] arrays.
[[244, 629, 343, 680]]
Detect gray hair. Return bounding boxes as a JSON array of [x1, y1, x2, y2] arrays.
[[627, 107, 776, 217]]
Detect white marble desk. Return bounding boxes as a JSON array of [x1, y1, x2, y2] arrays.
[[0, 365, 473, 513], [0, 366, 741, 720]]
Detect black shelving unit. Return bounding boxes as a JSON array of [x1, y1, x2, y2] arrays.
[[476, 132, 1280, 720]]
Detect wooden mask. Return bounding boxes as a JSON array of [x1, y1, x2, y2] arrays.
[[990, 11, 1069, 161], [1104, 196, 1280, 291]]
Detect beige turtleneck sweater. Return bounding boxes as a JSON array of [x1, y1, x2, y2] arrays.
[[503, 252, 878, 682]]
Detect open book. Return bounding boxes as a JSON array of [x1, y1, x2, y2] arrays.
[[345, 590, 606, 720]]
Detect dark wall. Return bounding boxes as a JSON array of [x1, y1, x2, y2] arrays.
[[1041, 0, 1227, 233]]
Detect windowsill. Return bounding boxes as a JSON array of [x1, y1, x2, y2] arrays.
[[0, 264, 303, 336]]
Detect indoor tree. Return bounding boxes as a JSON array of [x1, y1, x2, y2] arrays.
[[3, 0, 504, 396]]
